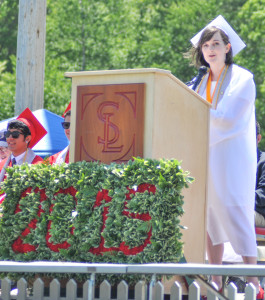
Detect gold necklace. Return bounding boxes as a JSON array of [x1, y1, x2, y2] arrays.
[[22, 148, 28, 163]]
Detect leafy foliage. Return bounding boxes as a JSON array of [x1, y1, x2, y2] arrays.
[[0, 0, 18, 72], [0, 0, 264, 148], [0, 56, 16, 120], [0, 158, 193, 283], [235, 0, 265, 149]]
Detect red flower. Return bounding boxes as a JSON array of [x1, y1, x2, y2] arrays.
[[12, 236, 37, 253], [21, 228, 31, 237], [94, 189, 112, 208], [21, 187, 32, 198], [14, 204, 21, 214], [137, 183, 156, 194]]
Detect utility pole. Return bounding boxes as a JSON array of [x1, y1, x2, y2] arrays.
[[15, 0, 47, 115]]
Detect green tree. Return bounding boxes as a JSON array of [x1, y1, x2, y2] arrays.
[[236, 0, 265, 149], [0, 0, 18, 72], [0, 0, 264, 131], [0, 56, 16, 120]]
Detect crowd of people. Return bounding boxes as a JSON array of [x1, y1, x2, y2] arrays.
[[0, 14, 264, 298], [0, 103, 71, 192], [0, 104, 71, 166]]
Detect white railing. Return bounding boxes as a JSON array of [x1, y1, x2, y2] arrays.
[[0, 261, 264, 300]]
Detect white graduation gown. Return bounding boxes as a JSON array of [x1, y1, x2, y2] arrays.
[[197, 64, 257, 256]]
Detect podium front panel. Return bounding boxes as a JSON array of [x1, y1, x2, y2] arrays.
[[75, 83, 145, 163]]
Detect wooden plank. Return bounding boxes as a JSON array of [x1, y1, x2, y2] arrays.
[[33, 278, 44, 300], [170, 281, 182, 300], [17, 278, 27, 300], [0, 261, 127, 274], [15, 0, 46, 114], [126, 263, 265, 277], [117, 281, 128, 300], [50, 278, 60, 300], [99, 280, 111, 300], [154, 282, 163, 300], [1, 277, 12, 300], [65, 68, 171, 78], [83, 279, 95, 300], [135, 281, 147, 300], [226, 282, 237, 300], [66, 279, 77, 300], [245, 283, 256, 300], [148, 275, 156, 300], [188, 282, 200, 300]]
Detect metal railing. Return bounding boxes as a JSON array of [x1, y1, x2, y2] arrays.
[[0, 261, 264, 300]]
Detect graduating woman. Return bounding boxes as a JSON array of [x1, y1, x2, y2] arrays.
[[188, 15, 263, 298]]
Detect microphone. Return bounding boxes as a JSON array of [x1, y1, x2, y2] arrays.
[[191, 66, 208, 91]]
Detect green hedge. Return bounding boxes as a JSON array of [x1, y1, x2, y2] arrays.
[[0, 158, 193, 282]]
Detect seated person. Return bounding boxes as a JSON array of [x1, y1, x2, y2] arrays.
[[0, 132, 11, 162], [255, 121, 265, 227], [0, 107, 47, 183], [48, 103, 71, 165]]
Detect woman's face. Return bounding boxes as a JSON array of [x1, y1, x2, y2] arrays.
[[0, 146, 10, 160], [201, 31, 230, 67], [64, 115, 71, 141]]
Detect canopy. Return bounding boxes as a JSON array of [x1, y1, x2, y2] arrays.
[[0, 109, 69, 158]]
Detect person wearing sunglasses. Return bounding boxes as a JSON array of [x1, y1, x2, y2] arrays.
[[0, 107, 47, 184], [48, 105, 71, 165]]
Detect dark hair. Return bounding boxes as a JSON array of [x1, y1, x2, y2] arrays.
[[64, 110, 71, 119], [7, 120, 31, 137], [190, 26, 233, 68]]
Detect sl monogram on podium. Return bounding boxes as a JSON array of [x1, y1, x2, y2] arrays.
[[65, 68, 210, 269], [73, 82, 145, 163]]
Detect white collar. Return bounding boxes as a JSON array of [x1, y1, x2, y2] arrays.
[[11, 151, 27, 164]]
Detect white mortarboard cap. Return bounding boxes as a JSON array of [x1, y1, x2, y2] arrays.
[[190, 15, 246, 56]]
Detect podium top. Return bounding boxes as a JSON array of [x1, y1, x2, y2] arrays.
[[65, 68, 171, 78], [65, 67, 211, 108]]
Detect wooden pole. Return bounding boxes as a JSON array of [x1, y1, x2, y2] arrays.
[[15, 0, 47, 115]]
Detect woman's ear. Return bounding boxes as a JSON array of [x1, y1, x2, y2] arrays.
[[225, 43, 231, 53], [257, 134, 262, 145]]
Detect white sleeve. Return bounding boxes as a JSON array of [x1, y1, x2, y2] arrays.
[[209, 70, 256, 147]]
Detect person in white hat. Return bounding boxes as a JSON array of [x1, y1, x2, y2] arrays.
[[188, 15, 262, 297]]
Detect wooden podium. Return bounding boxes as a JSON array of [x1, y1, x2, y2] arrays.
[[65, 68, 210, 264]]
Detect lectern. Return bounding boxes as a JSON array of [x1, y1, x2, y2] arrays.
[[65, 68, 210, 264]]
